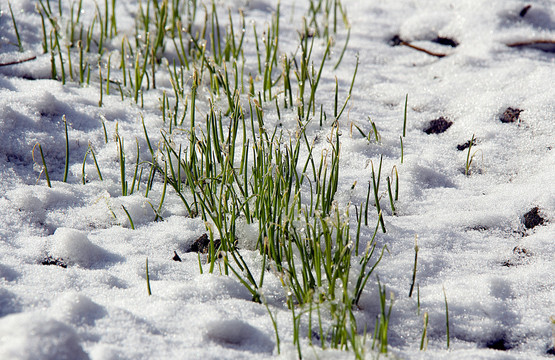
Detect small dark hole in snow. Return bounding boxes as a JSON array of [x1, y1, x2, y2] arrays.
[[504, 245, 533, 266], [187, 233, 222, 254], [300, 30, 314, 40], [527, 43, 555, 53], [424, 117, 453, 134], [311, 330, 333, 343], [508, 41, 555, 53], [546, 346, 555, 355], [513, 246, 531, 257], [172, 251, 182, 262], [486, 338, 513, 351], [520, 5, 532, 17], [523, 207, 545, 229], [500, 107, 522, 123], [389, 35, 403, 46], [457, 138, 477, 151], [432, 37, 459, 47], [41, 255, 67, 268]]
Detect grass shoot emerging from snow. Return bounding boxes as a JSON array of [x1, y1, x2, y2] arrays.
[[17, 0, 437, 357]]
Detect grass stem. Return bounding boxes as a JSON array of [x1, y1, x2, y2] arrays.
[[146, 258, 152, 295], [8, 1, 24, 52], [63, 116, 69, 182]]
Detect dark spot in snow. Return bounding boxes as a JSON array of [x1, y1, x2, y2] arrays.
[[486, 337, 514, 351], [523, 207, 545, 229], [508, 41, 555, 53], [457, 138, 477, 151], [500, 107, 522, 123], [6, 153, 29, 166], [389, 35, 403, 46], [513, 245, 531, 257], [41, 255, 67, 268], [432, 37, 459, 47], [424, 117, 452, 134], [532, 42, 555, 53], [520, 5, 532, 17], [187, 233, 221, 254], [502, 246, 532, 267], [172, 251, 182, 262], [501, 260, 513, 267], [300, 30, 314, 40], [546, 346, 555, 355]]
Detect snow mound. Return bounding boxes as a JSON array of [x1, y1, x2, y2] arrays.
[[169, 274, 252, 302], [0, 313, 89, 360], [50, 228, 119, 268], [7, 188, 47, 224], [0, 288, 20, 317], [52, 293, 107, 326], [0, 263, 20, 282], [204, 319, 274, 354]]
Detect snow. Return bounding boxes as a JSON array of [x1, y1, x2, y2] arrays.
[[0, 0, 554, 359], [0, 312, 89, 360]]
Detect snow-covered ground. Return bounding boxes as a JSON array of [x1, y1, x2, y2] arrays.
[[0, 0, 554, 359]]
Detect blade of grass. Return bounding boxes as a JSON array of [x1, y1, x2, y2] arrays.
[[63, 115, 69, 182], [122, 205, 135, 229], [146, 257, 152, 295], [444, 286, 450, 349], [408, 236, 418, 297], [8, 1, 24, 52], [33, 143, 52, 188]]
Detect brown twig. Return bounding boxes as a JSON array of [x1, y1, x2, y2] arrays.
[[390, 35, 447, 58], [402, 41, 447, 58], [0, 55, 37, 67], [506, 39, 555, 47]]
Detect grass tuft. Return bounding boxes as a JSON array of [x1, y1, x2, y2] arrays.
[[25, 1, 407, 356]]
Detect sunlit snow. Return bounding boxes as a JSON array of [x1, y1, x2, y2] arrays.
[[0, 0, 554, 359]]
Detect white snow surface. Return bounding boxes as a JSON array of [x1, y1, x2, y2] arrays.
[[0, 0, 554, 359]]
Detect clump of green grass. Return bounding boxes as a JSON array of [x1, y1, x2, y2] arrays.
[[372, 279, 393, 354], [28, 0, 405, 357]]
